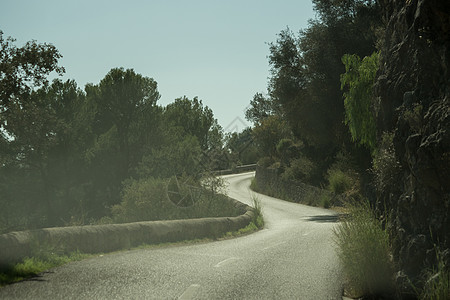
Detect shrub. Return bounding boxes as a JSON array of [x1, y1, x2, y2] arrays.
[[112, 176, 242, 223], [419, 247, 450, 300], [257, 156, 274, 168], [251, 195, 264, 229], [112, 177, 170, 223], [334, 199, 395, 297], [327, 169, 353, 195], [320, 193, 331, 208], [372, 132, 402, 192], [281, 156, 314, 182]]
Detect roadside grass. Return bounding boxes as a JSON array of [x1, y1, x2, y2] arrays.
[[334, 199, 395, 298], [0, 251, 90, 287], [417, 246, 450, 300], [224, 194, 264, 238], [251, 194, 264, 229]]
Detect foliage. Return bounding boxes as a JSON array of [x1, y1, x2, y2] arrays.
[[164, 96, 222, 151], [402, 103, 423, 134], [137, 135, 203, 179], [0, 251, 88, 286], [372, 132, 402, 192], [251, 115, 290, 157], [251, 194, 264, 229], [334, 199, 395, 297], [111, 177, 241, 224], [225, 127, 259, 165], [419, 248, 450, 300], [340, 52, 379, 151], [276, 138, 300, 166], [245, 92, 280, 125], [0, 32, 230, 233], [281, 156, 314, 182], [257, 156, 275, 169], [246, 0, 382, 186], [88, 67, 161, 177], [0, 30, 64, 112], [327, 169, 354, 195]]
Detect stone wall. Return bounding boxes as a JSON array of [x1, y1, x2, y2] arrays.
[[375, 0, 450, 294], [254, 165, 330, 205], [0, 198, 253, 268]]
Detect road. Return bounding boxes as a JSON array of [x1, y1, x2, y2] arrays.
[[0, 172, 343, 299]]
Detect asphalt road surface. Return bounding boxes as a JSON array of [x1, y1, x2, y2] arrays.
[[0, 172, 343, 299]]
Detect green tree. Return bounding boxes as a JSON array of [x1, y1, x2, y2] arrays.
[[90, 68, 160, 176], [340, 52, 379, 151], [0, 31, 65, 164], [164, 96, 222, 151], [251, 0, 382, 183], [0, 32, 74, 228], [252, 115, 290, 158], [225, 127, 259, 165], [245, 93, 280, 125], [137, 134, 203, 179]]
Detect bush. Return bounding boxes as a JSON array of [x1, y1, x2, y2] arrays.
[[111, 177, 242, 223], [372, 132, 402, 192], [112, 177, 170, 223], [257, 156, 274, 168], [251, 195, 264, 229], [419, 247, 450, 300], [327, 169, 353, 195], [281, 156, 314, 182], [334, 199, 395, 297]]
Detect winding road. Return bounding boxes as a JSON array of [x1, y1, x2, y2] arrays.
[[0, 172, 343, 299]]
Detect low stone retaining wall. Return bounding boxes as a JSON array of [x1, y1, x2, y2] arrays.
[[0, 198, 253, 268], [212, 164, 257, 176], [254, 165, 330, 204]]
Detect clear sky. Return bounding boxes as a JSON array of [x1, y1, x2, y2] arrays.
[[1, 0, 315, 132]]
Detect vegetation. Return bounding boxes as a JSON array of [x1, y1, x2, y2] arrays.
[[246, 0, 381, 189], [341, 52, 379, 152], [334, 200, 395, 298], [0, 251, 89, 287], [108, 176, 241, 224], [0, 30, 254, 234], [418, 247, 450, 300]]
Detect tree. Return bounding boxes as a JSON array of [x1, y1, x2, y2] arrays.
[[225, 127, 259, 165], [341, 52, 379, 152], [164, 96, 222, 151], [0, 32, 71, 228], [256, 0, 381, 177], [245, 92, 280, 125], [88, 68, 160, 176], [0, 31, 65, 164], [252, 115, 290, 158]]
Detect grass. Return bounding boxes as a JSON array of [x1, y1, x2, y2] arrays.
[[224, 194, 264, 238], [327, 169, 353, 195], [334, 199, 395, 298], [0, 251, 90, 287], [418, 246, 450, 300], [251, 194, 264, 229]]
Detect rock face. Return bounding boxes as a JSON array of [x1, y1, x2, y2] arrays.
[[374, 0, 450, 294]]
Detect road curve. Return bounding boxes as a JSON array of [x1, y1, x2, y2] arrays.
[[0, 172, 343, 299]]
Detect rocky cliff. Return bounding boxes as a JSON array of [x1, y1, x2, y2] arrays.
[[374, 0, 449, 295]]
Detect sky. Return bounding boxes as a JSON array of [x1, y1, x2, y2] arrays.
[[0, 0, 316, 132]]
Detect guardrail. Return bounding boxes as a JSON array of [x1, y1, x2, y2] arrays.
[[212, 164, 257, 176]]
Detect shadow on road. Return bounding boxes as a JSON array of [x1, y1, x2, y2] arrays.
[[305, 215, 340, 223]]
